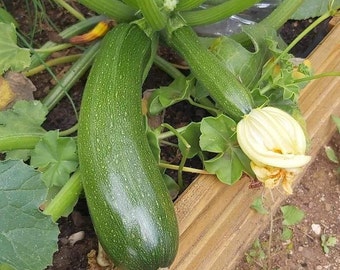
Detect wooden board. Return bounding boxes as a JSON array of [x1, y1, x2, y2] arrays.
[[171, 19, 340, 270]]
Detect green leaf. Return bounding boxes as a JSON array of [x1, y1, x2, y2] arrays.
[[200, 115, 236, 153], [148, 77, 192, 115], [281, 205, 305, 226], [331, 115, 340, 133], [207, 23, 277, 89], [0, 8, 19, 27], [0, 263, 15, 270], [291, 0, 340, 20], [0, 23, 30, 75], [0, 100, 47, 135], [325, 146, 339, 164], [251, 88, 269, 108], [321, 234, 337, 254], [30, 131, 78, 187], [259, 38, 311, 104], [179, 122, 201, 159], [250, 197, 269, 215], [203, 150, 243, 185], [245, 238, 266, 264], [281, 226, 293, 241], [163, 174, 180, 200], [5, 149, 32, 161], [200, 115, 250, 184], [0, 160, 59, 270]]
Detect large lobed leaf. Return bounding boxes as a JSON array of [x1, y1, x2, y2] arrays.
[[205, 23, 278, 90], [0, 160, 59, 270], [30, 131, 78, 187]]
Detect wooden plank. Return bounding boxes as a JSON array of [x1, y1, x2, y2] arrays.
[[171, 20, 340, 270]]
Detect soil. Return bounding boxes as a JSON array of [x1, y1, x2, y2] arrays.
[[2, 1, 339, 269], [236, 133, 340, 270]]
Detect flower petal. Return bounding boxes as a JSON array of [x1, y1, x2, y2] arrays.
[[237, 107, 311, 168]]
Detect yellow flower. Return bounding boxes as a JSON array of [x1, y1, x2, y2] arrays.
[[237, 106, 311, 193]]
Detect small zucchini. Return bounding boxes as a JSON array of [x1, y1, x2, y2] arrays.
[[78, 23, 179, 270], [166, 20, 254, 120]]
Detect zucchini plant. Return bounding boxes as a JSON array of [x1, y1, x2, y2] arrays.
[[0, 0, 339, 269]]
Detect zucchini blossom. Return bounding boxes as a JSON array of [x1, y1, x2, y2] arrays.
[[237, 106, 311, 194]]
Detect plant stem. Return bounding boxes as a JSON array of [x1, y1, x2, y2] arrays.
[[33, 43, 73, 53], [260, 0, 304, 31], [137, 0, 166, 30], [121, 0, 139, 9], [78, 0, 136, 22], [0, 134, 43, 151], [267, 209, 274, 269], [159, 162, 211, 175], [161, 123, 191, 189], [188, 97, 220, 116], [154, 55, 185, 79], [158, 126, 187, 140], [176, 0, 205, 11], [294, 71, 340, 83], [29, 15, 105, 68], [43, 170, 83, 222], [180, 0, 260, 26], [160, 140, 178, 148], [42, 41, 101, 111], [53, 0, 85, 20], [59, 124, 79, 136], [23, 54, 82, 77]]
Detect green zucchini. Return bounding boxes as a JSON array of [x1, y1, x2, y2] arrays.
[[78, 23, 179, 269], [166, 20, 254, 120]]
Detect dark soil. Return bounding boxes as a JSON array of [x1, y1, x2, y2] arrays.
[[3, 1, 337, 269]]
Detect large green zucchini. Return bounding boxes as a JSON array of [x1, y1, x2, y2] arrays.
[[78, 23, 179, 270]]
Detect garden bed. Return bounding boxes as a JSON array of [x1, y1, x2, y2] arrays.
[[171, 18, 340, 269], [2, 1, 339, 269]]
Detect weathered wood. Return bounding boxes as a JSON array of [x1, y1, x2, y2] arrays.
[[171, 20, 340, 270]]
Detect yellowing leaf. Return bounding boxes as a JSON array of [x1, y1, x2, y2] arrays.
[[5, 71, 36, 101], [0, 76, 16, 110]]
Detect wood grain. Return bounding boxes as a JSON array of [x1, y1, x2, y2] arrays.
[[171, 20, 340, 270]]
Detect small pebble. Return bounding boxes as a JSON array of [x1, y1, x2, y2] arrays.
[[311, 223, 322, 235], [68, 231, 85, 245]]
